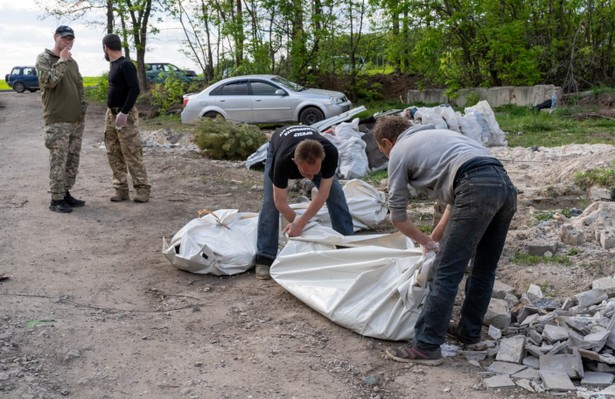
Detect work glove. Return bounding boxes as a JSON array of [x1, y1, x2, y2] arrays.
[[115, 112, 128, 129]]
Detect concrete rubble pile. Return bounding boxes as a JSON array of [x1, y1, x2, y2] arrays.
[[463, 277, 615, 396]]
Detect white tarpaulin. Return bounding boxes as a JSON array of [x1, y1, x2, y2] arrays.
[[162, 209, 258, 276], [271, 225, 434, 341]]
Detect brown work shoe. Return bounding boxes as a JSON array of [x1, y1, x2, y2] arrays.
[[385, 344, 443, 366], [133, 190, 150, 203], [255, 264, 271, 280], [110, 190, 129, 202]]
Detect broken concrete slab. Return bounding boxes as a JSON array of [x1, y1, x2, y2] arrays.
[[483, 374, 517, 389], [485, 298, 511, 329], [540, 370, 576, 391], [522, 355, 540, 369], [575, 289, 608, 308], [527, 241, 558, 256], [539, 350, 584, 379], [512, 367, 541, 380], [492, 280, 516, 299], [583, 329, 610, 352], [592, 276, 615, 297], [496, 335, 526, 363], [579, 348, 615, 365], [487, 361, 527, 375], [542, 324, 569, 343], [580, 371, 615, 387], [514, 378, 536, 392]]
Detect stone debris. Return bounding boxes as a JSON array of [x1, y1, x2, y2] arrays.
[[458, 275, 615, 396]]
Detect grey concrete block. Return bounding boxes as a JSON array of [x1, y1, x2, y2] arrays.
[[539, 350, 584, 379], [592, 277, 615, 296], [487, 361, 527, 375], [575, 289, 607, 308], [578, 348, 615, 365], [581, 371, 615, 387], [527, 241, 558, 256], [488, 325, 502, 340], [540, 370, 576, 391], [560, 224, 585, 246], [600, 231, 615, 250], [484, 298, 511, 329], [513, 367, 541, 380], [522, 355, 540, 369], [515, 378, 536, 392], [583, 329, 610, 352], [527, 284, 544, 302], [492, 280, 516, 299], [496, 335, 526, 363], [543, 324, 569, 343], [483, 374, 516, 389]]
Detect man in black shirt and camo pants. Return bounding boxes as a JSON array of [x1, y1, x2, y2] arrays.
[[102, 33, 151, 203]]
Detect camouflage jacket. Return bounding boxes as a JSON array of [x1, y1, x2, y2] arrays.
[[36, 49, 87, 124]]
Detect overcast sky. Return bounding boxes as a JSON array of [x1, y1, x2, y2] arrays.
[[1, 1, 201, 77]]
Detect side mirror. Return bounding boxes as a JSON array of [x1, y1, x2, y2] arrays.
[[275, 89, 286, 96]]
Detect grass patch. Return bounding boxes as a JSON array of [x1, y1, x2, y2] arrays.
[[573, 166, 615, 189], [495, 104, 615, 147], [362, 169, 387, 186], [511, 253, 572, 266]]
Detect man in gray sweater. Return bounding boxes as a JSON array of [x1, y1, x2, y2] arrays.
[[373, 116, 517, 366]]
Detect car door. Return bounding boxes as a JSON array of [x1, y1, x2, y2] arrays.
[[212, 80, 253, 122], [22, 67, 38, 89], [249, 80, 293, 123]]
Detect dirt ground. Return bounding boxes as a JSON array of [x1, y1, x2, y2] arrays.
[[1, 91, 614, 399]]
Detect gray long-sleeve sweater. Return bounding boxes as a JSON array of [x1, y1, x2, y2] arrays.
[[387, 124, 493, 222]]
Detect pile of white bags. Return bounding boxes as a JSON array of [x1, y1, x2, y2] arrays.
[[411, 101, 508, 147]]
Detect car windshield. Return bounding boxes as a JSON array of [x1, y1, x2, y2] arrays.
[[271, 76, 306, 92]]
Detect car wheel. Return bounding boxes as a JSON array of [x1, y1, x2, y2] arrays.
[[13, 82, 25, 93], [203, 111, 224, 120], [299, 107, 325, 125]]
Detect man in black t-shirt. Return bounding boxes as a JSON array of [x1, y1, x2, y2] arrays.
[[102, 33, 151, 203], [254, 125, 354, 280]]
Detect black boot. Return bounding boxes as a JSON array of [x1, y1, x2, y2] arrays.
[[49, 199, 73, 213], [64, 191, 85, 207]]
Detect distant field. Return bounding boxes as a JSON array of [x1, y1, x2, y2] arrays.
[[1, 77, 101, 91]]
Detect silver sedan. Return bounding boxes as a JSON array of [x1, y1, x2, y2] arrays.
[[181, 74, 352, 125]]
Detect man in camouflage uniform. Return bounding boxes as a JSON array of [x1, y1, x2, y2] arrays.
[[102, 33, 150, 203], [36, 26, 87, 213]]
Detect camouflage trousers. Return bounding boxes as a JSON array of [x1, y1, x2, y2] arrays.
[[44, 120, 84, 200], [104, 107, 150, 193]]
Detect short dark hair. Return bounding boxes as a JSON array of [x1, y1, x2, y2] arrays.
[[372, 116, 413, 145], [102, 34, 122, 51], [294, 139, 325, 164]]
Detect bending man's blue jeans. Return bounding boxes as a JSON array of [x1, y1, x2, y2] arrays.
[[255, 144, 354, 266], [414, 165, 517, 350]]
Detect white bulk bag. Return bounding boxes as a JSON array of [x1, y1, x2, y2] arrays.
[[162, 209, 258, 275], [271, 227, 434, 341], [342, 179, 388, 230]]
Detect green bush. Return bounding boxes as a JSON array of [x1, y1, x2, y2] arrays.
[[193, 118, 267, 160], [85, 73, 109, 103]]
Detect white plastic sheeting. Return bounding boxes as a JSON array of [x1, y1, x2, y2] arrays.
[[162, 209, 259, 276], [271, 225, 434, 341]]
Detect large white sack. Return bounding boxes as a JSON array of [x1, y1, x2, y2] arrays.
[[290, 180, 388, 232], [342, 179, 388, 230], [162, 209, 258, 275], [464, 100, 508, 146], [439, 106, 461, 133], [271, 228, 434, 341], [458, 112, 487, 145], [414, 107, 448, 129], [323, 119, 370, 179]]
